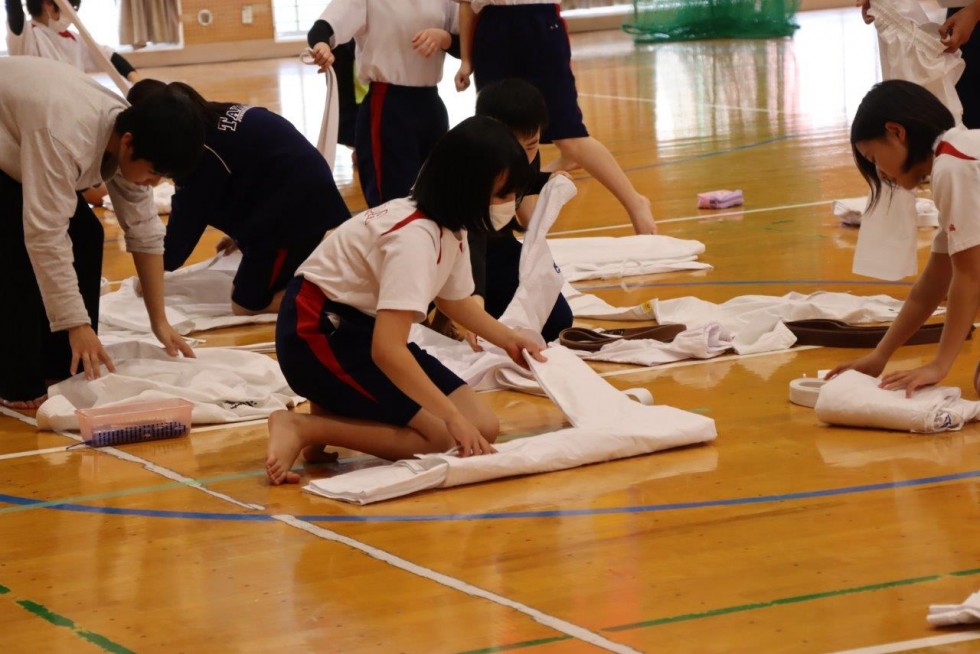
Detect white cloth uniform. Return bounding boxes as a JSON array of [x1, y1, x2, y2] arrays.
[[833, 196, 939, 228], [319, 0, 457, 87], [930, 127, 980, 257], [579, 325, 734, 367], [35, 342, 302, 431], [5, 19, 115, 75], [869, 0, 965, 122], [0, 57, 162, 332], [297, 198, 474, 322], [459, 0, 560, 14], [548, 235, 710, 282], [653, 291, 923, 355], [815, 370, 980, 433], [98, 253, 276, 341], [852, 186, 920, 280], [303, 345, 717, 504], [928, 590, 980, 626]]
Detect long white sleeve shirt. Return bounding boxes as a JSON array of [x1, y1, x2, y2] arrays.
[[319, 0, 457, 86], [0, 57, 163, 332]]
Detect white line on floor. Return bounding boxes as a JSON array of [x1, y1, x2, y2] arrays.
[[829, 630, 980, 654]]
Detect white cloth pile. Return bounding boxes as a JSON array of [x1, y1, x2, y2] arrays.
[[814, 370, 980, 433], [834, 196, 939, 228], [99, 252, 276, 344], [303, 346, 717, 504], [104, 180, 176, 215], [928, 590, 980, 626], [548, 234, 710, 282], [36, 341, 302, 431]]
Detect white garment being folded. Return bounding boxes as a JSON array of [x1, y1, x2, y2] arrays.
[[869, 0, 965, 123], [852, 186, 920, 281], [316, 67, 340, 171], [103, 181, 176, 215], [99, 252, 276, 339], [562, 282, 657, 320], [653, 291, 918, 354], [548, 234, 710, 282], [834, 196, 939, 228], [580, 324, 734, 366], [928, 590, 980, 626], [36, 341, 302, 431], [304, 345, 716, 503], [814, 370, 980, 433]]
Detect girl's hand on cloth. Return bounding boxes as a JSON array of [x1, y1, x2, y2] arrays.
[[879, 361, 948, 397], [446, 413, 496, 457], [503, 329, 548, 369], [824, 351, 888, 381]]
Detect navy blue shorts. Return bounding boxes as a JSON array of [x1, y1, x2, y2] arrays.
[[472, 4, 588, 143], [355, 83, 449, 207], [232, 244, 318, 312], [276, 277, 466, 427]]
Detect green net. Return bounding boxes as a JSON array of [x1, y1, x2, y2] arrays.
[[623, 0, 801, 43]]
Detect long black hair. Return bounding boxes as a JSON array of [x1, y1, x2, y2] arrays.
[[411, 116, 531, 233], [851, 80, 954, 208]]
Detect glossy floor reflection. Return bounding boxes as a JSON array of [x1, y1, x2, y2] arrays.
[[5, 8, 980, 653]]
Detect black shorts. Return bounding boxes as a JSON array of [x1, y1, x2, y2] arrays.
[[472, 4, 589, 143], [276, 277, 466, 426]]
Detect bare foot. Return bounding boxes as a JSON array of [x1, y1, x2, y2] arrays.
[[266, 410, 310, 485], [0, 394, 48, 410], [627, 195, 657, 235], [302, 445, 340, 464], [543, 154, 583, 174]]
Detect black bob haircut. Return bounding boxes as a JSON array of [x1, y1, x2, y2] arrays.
[[411, 116, 531, 233], [27, 0, 79, 17], [475, 78, 549, 140], [119, 79, 215, 178], [851, 80, 954, 209]]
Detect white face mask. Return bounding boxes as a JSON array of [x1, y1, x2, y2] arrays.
[[47, 9, 72, 32], [489, 200, 516, 231]]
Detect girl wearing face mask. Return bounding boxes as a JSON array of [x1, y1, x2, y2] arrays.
[[827, 80, 980, 396], [5, 0, 141, 83], [458, 79, 575, 348], [266, 116, 544, 484]]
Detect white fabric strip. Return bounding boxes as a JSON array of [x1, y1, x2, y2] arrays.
[[547, 234, 710, 282]]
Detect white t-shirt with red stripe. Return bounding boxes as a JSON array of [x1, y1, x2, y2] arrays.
[[930, 127, 980, 256], [296, 197, 475, 322]]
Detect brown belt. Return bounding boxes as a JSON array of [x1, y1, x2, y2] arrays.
[[558, 324, 686, 352], [785, 319, 973, 348]]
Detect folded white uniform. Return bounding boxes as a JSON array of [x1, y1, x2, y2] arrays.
[[815, 370, 980, 433], [36, 342, 302, 431], [928, 590, 980, 626], [548, 234, 710, 282], [303, 346, 717, 504]]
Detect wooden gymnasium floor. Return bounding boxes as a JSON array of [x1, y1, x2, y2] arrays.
[[3, 8, 980, 653]]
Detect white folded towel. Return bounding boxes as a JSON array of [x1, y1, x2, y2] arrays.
[[815, 370, 980, 433]]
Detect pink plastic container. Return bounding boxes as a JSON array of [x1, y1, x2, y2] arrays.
[[75, 398, 193, 447]]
